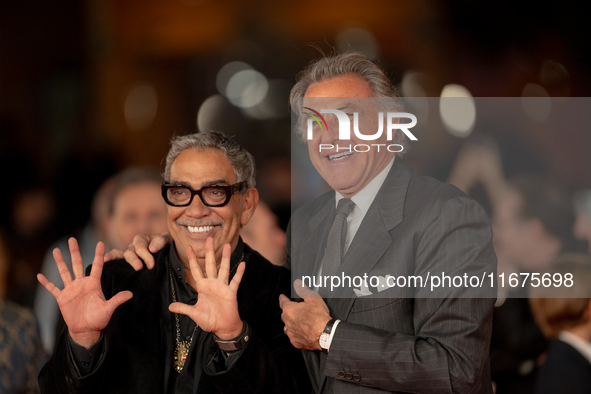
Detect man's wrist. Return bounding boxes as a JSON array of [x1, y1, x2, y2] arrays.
[[213, 321, 244, 340], [69, 330, 101, 350], [214, 322, 249, 352], [319, 318, 340, 352]]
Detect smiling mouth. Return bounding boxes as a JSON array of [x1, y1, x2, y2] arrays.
[[186, 225, 215, 233], [328, 151, 354, 161]]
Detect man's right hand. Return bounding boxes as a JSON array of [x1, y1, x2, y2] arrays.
[[37, 238, 133, 349], [104, 232, 172, 270]]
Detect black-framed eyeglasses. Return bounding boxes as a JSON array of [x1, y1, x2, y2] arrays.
[[161, 181, 247, 207]]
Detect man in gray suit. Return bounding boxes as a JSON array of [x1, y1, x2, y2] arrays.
[[278, 53, 497, 393]]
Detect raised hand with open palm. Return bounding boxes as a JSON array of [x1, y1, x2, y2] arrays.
[[37, 237, 133, 349], [169, 237, 245, 340]]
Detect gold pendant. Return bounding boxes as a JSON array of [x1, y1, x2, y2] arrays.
[[173, 341, 191, 373]]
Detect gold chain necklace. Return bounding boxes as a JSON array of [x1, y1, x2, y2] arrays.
[[168, 253, 244, 373], [168, 262, 197, 373]]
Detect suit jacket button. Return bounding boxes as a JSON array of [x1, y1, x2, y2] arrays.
[[345, 373, 353, 380], [353, 374, 361, 382], [338, 371, 346, 378]]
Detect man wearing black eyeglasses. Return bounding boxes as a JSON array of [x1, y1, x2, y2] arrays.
[[37, 131, 310, 393]]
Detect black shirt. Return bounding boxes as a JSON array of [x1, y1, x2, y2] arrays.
[[68, 239, 246, 392]]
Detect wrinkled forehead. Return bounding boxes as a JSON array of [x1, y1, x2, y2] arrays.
[[170, 148, 237, 185]]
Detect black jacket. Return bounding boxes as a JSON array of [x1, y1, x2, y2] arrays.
[[39, 242, 310, 393], [535, 339, 591, 394]]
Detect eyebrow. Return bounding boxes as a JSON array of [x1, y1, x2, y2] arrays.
[[168, 179, 230, 188]]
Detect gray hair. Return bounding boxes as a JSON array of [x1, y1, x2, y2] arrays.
[[164, 131, 256, 189], [290, 52, 409, 153]]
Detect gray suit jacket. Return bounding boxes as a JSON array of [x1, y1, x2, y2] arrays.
[[287, 159, 496, 393]]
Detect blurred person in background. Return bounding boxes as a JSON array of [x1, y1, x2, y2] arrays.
[[103, 168, 168, 251], [256, 157, 292, 231], [448, 141, 583, 393], [447, 139, 507, 213], [240, 200, 286, 266], [0, 229, 47, 394], [529, 253, 591, 394], [573, 190, 591, 254], [34, 168, 167, 353], [490, 175, 579, 394]]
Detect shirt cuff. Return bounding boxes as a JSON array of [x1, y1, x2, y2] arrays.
[[326, 319, 341, 352], [67, 333, 104, 377], [221, 348, 245, 370]]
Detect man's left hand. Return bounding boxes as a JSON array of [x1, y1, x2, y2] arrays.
[[279, 280, 331, 350], [169, 238, 245, 340]]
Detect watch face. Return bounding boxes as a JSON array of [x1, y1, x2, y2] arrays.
[[319, 333, 330, 349]]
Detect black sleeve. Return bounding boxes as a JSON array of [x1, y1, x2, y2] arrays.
[[67, 333, 105, 377]]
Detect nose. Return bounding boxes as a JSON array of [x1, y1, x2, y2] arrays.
[[320, 118, 341, 145], [184, 194, 212, 218]]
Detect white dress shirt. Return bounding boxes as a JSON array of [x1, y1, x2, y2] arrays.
[[559, 330, 591, 365], [335, 157, 395, 253]]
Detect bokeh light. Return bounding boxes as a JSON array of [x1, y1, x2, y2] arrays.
[[521, 83, 551, 122], [216, 61, 252, 96], [439, 84, 476, 138], [225, 69, 269, 108]]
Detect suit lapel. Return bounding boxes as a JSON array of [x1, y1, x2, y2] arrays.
[[338, 159, 412, 281]]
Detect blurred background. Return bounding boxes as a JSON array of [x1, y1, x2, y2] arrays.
[[1, 0, 591, 392], [1, 0, 590, 302]]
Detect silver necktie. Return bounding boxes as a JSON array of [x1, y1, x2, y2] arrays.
[[321, 198, 356, 280]]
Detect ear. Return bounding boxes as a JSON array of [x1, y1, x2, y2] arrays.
[[240, 188, 259, 227]]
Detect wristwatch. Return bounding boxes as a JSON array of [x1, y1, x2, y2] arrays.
[[319, 318, 337, 351], [213, 322, 250, 352]]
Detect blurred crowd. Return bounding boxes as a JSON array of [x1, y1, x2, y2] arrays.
[[447, 139, 591, 393]]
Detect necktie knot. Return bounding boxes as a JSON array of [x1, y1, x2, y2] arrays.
[[336, 198, 355, 217]]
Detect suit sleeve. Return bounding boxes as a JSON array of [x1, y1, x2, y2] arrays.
[[324, 196, 497, 393]]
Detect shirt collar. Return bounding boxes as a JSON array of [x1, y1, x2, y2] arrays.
[[559, 330, 591, 365], [335, 157, 395, 214]]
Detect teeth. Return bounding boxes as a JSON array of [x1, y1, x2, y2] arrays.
[[328, 151, 354, 161], [187, 226, 214, 233]]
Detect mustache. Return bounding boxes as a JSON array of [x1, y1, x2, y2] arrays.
[[175, 219, 224, 227]]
